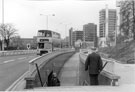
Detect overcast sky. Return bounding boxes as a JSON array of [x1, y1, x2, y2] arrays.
[[0, 0, 117, 38]]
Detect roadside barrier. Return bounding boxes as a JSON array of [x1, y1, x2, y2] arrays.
[[6, 49, 75, 91], [79, 49, 120, 86], [0, 50, 36, 56], [27, 49, 75, 88]]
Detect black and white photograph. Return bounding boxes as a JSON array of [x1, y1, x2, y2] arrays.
[[0, 0, 135, 91]]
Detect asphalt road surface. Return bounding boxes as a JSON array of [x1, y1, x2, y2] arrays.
[[0, 54, 38, 91]]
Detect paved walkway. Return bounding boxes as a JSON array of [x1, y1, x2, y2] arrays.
[[59, 53, 80, 86], [33, 84, 135, 92]]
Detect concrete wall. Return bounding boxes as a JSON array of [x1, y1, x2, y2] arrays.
[[79, 51, 120, 86], [0, 50, 36, 56]]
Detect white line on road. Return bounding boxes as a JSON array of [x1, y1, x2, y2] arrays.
[[4, 60, 15, 63], [29, 56, 35, 58], [18, 57, 26, 60]]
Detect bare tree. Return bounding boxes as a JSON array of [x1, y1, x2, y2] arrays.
[[0, 23, 17, 49]]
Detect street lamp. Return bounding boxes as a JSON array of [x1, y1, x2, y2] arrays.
[[1, 0, 4, 51], [59, 22, 72, 48], [59, 23, 72, 38], [40, 14, 55, 30]]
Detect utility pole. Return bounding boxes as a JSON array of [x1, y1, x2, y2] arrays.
[[40, 14, 55, 30], [105, 4, 109, 47], [2, 0, 5, 51]]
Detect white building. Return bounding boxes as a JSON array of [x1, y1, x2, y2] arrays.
[[99, 6, 117, 47]]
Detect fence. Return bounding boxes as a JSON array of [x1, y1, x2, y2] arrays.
[[0, 50, 36, 56], [79, 49, 120, 86]]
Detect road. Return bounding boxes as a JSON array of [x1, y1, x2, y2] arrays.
[[0, 54, 38, 91]]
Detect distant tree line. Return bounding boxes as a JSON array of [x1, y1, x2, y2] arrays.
[[0, 23, 37, 50], [120, 0, 135, 41]]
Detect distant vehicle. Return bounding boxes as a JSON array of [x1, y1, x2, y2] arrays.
[[37, 30, 61, 55]]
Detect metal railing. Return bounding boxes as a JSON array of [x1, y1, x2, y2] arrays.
[[79, 49, 120, 86], [82, 80, 89, 86], [0, 50, 36, 56]]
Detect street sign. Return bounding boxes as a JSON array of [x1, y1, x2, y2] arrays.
[[27, 44, 30, 50]]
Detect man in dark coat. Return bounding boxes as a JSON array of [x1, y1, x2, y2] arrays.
[[85, 47, 103, 85]]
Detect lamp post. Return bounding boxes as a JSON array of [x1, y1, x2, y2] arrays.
[[1, 0, 4, 51], [60, 23, 72, 48], [116, 0, 122, 46], [59, 23, 72, 38], [40, 14, 55, 30]]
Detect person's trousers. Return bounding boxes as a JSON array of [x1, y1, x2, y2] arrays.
[[89, 74, 99, 85]]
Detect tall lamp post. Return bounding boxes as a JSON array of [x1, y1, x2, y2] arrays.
[[116, 0, 122, 46], [1, 0, 5, 51], [40, 14, 55, 52], [60, 23, 72, 48], [40, 14, 55, 30]]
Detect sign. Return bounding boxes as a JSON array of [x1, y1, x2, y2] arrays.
[[27, 44, 30, 50]]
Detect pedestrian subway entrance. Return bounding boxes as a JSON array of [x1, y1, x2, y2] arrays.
[[25, 52, 120, 89]]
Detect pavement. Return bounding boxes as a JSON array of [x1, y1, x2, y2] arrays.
[[80, 51, 135, 85], [22, 52, 135, 92], [114, 62, 135, 85], [59, 53, 80, 86], [32, 84, 135, 92]]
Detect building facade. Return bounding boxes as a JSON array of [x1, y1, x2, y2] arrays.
[[83, 23, 97, 47], [83, 23, 97, 42], [63, 36, 69, 47], [99, 8, 117, 47], [72, 30, 83, 47], [21, 37, 37, 49]]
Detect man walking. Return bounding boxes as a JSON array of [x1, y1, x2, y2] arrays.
[[85, 47, 103, 85]]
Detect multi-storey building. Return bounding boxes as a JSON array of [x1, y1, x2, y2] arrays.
[[83, 23, 97, 47], [99, 8, 117, 47], [72, 30, 83, 47], [83, 23, 97, 42], [63, 36, 69, 47]]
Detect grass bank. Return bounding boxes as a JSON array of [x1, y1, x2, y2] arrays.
[[99, 40, 135, 64]]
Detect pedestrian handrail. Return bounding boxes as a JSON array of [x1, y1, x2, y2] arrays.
[[29, 49, 75, 76], [79, 49, 120, 86], [79, 51, 115, 74], [0, 50, 36, 56], [82, 80, 89, 86]]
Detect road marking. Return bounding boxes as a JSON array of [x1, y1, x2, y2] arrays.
[[29, 56, 35, 58], [18, 57, 26, 60], [4, 60, 15, 63]]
